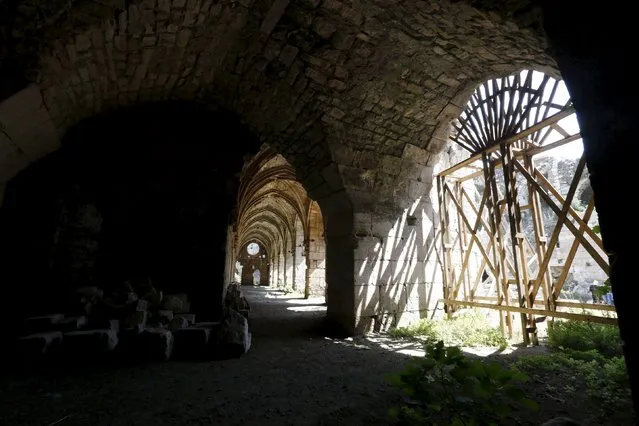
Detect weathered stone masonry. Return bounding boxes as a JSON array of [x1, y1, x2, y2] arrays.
[[2, 0, 555, 334]]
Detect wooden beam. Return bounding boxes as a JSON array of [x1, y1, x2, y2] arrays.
[[514, 159, 609, 274], [440, 299, 618, 325], [474, 296, 617, 312], [552, 199, 597, 298], [440, 107, 575, 177], [454, 133, 582, 183]]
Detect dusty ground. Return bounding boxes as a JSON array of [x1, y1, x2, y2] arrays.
[[0, 286, 635, 426]]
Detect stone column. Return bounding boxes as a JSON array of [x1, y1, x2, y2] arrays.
[[541, 1, 638, 411], [285, 240, 294, 288], [269, 255, 275, 286], [278, 249, 286, 287], [319, 190, 355, 333], [353, 198, 443, 333], [223, 227, 235, 284], [294, 227, 306, 291]]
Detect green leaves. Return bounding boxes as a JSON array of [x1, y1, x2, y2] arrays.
[[387, 340, 537, 426], [388, 310, 508, 349]]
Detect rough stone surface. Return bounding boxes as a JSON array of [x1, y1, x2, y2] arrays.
[[218, 308, 251, 358], [17, 331, 63, 357], [63, 329, 119, 355], [139, 327, 174, 361], [0, 0, 558, 335], [172, 326, 211, 359]]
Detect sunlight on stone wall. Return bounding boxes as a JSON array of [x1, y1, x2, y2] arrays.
[[352, 145, 463, 332]]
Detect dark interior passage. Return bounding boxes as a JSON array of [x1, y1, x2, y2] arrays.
[[0, 102, 261, 331]]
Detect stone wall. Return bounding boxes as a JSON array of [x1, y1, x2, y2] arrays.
[[236, 243, 270, 286], [1, 0, 558, 335], [306, 201, 326, 297], [293, 217, 306, 291], [49, 187, 103, 294], [349, 143, 464, 332], [0, 102, 260, 324]]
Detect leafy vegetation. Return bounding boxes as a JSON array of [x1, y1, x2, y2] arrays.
[[386, 340, 537, 426], [547, 319, 622, 357], [515, 320, 630, 414], [388, 310, 508, 349], [515, 349, 630, 412]]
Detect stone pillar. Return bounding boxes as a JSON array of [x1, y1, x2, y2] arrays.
[[278, 250, 285, 287], [269, 255, 275, 286], [319, 190, 355, 333], [223, 227, 235, 284], [294, 225, 306, 291], [353, 198, 444, 333], [306, 201, 327, 298], [541, 1, 638, 412], [285, 239, 294, 288]]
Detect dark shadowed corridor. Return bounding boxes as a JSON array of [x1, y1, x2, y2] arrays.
[[0, 286, 411, 426]]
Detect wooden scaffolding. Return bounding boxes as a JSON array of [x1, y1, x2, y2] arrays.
[[437, 70, 615, 345]]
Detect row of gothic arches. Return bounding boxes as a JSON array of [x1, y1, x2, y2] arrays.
[[225, 148, 327, 299], [0, 0, 636, 408]]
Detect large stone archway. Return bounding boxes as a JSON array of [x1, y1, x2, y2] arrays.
[[1, 0, 637, 412], [0, 101, 261, 323], [231, 147, 327, 300]]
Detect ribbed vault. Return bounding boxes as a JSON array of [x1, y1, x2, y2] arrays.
[[233, 146, 318, 289]]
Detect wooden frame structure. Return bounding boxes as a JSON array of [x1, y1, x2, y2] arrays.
[[437, 70, 615, 345]]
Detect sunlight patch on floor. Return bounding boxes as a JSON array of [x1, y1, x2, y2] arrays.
[[286, 305, 327, 313]]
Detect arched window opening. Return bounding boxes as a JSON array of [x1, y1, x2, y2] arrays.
[[439, 69, 611, 345]]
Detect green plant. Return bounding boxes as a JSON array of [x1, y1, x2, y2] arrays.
[[547, 320, 622, 357], [388, 310, 508, 349], [386, 341, 537, 425], [514, 350, 630, 412]]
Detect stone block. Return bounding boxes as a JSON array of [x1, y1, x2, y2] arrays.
[[175, 313, 195, 324], [176, 301, 190, 313], [63, 329, 119, 356], [139, 328, 174, 361], [87, 318, 120, 333], [354, 284, 379, 317], [158, 310, 174, 321], [172, 327, 212, 359], [405, 282, 436, 312], [217, 309, 251, 358], [56, 316, 88, 333], [133, 299, 148, 312], [380, 283, 407, 313], [169, 316, 189, 331], [260, 0, 290, 35], [17, 332, 63, 358], [23, 314, 64, 335], [148, 289, 163, 308], [161, 295, 184, 312], [77, 286, 103, 300], [121, 311, 147, 330]]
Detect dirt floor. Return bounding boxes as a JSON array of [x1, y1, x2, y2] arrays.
[[0, 286, 635, 426]]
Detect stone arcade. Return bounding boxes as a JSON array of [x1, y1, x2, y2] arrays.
[[0, 0, 637, 416]]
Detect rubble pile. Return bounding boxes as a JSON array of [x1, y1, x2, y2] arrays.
[[12, 280, 252, 365]]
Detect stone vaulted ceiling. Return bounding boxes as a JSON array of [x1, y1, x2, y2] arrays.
[[236, 146, 309, 255], [1, 0, 557, 214]]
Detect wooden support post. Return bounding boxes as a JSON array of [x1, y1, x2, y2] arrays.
[[500, 142, 535, 345], [481, 152, 509, 337], [553, 199, 597, 299], [438, 175, 454, 316], [524, 154, 553, 312]]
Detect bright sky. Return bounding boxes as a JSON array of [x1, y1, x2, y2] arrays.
[[462, 69, 584, 160], [525, 70, 583, 159]]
